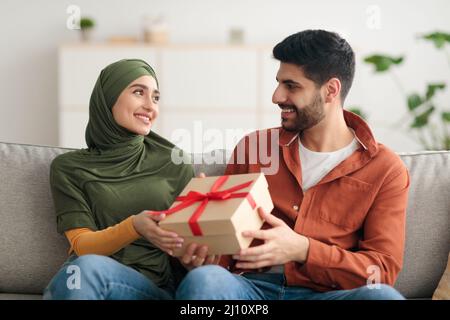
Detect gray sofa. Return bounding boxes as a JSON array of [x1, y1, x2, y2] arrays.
[[0, 141, 449, 299]]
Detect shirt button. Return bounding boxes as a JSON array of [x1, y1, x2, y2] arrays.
[[293, 205, 299, 211]]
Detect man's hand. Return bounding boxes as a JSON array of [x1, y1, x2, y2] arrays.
[[232, 207, 310, 269]]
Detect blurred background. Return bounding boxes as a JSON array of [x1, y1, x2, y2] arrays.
[[0, 0, 449, 153]]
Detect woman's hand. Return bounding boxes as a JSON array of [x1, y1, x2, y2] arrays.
[[179, 243, 221, 271], [132, 211, 183, 255]]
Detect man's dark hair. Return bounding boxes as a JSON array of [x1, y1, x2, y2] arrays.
[[273, 29, 355, 102]]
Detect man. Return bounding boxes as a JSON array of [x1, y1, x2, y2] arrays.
[[176, 30, 410, 300]]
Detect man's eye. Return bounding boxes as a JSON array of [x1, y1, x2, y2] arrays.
[[134, 90, 144, 96], [153, 95, 160, 102]]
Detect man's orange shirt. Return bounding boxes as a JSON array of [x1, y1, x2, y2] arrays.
[[220, 110, 410, 292]]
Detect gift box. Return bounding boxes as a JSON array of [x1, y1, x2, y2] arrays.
[[157, 173, 274, 256]]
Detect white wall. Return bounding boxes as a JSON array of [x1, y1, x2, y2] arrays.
[[0, 0, 449, 151]]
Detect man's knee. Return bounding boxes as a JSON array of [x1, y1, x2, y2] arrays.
[[182, 265, 230, 287], [176, 265, 234, 299]]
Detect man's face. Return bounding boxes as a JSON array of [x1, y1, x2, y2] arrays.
[[272, 62, 325, 132]]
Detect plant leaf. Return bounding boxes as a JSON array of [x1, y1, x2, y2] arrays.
[[80, 17, 95, 29], [407, 94, 424, 111], [425, 83, 446, 100], [363, 55, 404, 72], [411, 106, 435, 128], [422, 32, 450, 49], [442, 112, 450, 122], [444, 137, 450, 150]]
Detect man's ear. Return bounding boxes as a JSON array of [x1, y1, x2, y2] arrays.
[[324, 78, 341, 103]]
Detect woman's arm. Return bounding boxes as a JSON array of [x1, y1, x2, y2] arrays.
[[65, 216, 140, 256], [65, 211, 184, 256]]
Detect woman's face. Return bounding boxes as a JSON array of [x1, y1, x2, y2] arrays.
[[112, 75, 160, 136]]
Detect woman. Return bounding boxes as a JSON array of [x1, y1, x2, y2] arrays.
[[44, 59, 208, 300]]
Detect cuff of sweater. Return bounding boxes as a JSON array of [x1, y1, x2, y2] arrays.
[[124, 215, 141, 240]]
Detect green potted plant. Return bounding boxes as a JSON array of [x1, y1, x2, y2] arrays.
[[79, 17, 95, 42], [363, 31, 450, 150]]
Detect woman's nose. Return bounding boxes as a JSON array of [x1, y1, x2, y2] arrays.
[[143, 96, 156, 111]]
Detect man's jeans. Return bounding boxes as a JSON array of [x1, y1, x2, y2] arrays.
[[43, 254, 174, 300], [176, 265, 405, 300]]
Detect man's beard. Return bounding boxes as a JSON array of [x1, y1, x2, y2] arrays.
[[280, 91, 325, 132]]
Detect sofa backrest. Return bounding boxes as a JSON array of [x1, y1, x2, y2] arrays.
[[396, 151, 450, 297], [0, 142, 449, 298]]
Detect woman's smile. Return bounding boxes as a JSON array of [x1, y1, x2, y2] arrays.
[[134, 112, 151, 124]]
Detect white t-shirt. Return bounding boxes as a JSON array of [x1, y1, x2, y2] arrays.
[[265, 133, 360, 274], [299, 136, 360, 192]]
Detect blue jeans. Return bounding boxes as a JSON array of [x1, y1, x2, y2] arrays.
[[176, 265, 405, 300], [43, 254, 175, 300]]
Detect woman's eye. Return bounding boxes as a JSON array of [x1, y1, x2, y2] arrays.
[[153, 95, 160, 102], [133, 90, 144, 96]]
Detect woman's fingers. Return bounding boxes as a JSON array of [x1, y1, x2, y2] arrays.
[[142, 224, 178, 241], [204, 255, 216, 265], [158, 237, 183, 245], [181, 243, 198, 264], [151, 239, 177, 254], [141, 227, 183, 250], [192, 245, 208, 267], [148, 212, 166, 222], [144, 210, 185, 242], [152, 224, 180, 239], [148, 232, 183, 247], [204, 254, 221, 265]]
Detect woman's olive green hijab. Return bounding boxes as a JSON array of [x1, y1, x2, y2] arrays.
[[85, 58, 159, 150]]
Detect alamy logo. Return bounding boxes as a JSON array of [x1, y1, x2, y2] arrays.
[[66, 265, 81, 290], [366, 5, 382, 30], [170, 123, 281, 175], [366, 265, 381, 289], [66, 5, 81, 30]]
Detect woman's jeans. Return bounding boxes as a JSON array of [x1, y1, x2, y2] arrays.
[[176, 265, 406, 300], [43, 254, 174, 300]]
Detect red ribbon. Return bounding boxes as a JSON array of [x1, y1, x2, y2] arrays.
[[148, 175, 257, 236]]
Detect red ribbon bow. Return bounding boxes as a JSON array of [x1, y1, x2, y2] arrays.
[[148, 175, 256, 236]]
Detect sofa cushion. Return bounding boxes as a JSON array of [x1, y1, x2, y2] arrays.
[[0, 142, 70, 294]]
